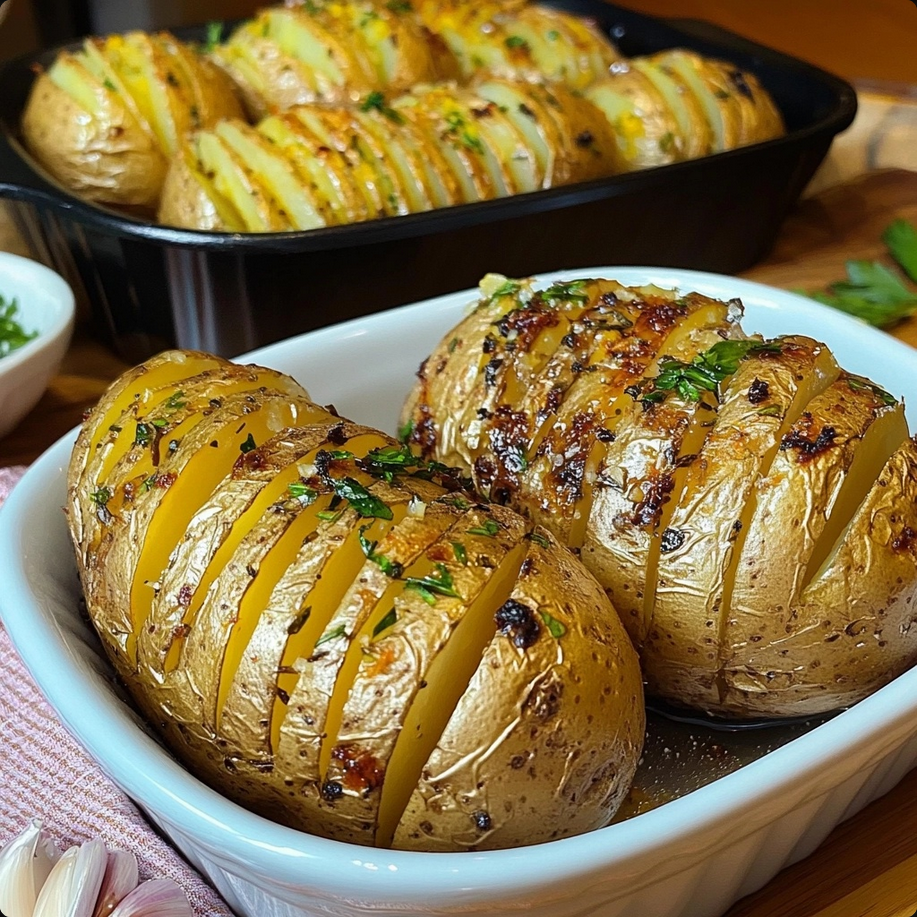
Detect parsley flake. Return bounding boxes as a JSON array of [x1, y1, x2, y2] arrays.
[[240, 433, 257, 453], [331, 476, 393, 519], [288, 482, 318, 504], [468, 519, 499, 537], [202, 20, 223, 53], [541, 611, 566, 638], [372, 607, 398, 637], [359, 524, 403, 577], [315, 624, 346, 647], [360, 90, 404, 124], [405, 563, 460, 604]]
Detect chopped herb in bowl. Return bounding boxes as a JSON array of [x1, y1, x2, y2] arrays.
[[0, 294, 38, 358]]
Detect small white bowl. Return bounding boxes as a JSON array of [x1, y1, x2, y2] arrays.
[[0, 251, 75, 439]]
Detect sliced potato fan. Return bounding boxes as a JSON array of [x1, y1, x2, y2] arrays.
[[158, 81, 623, 231], [68, 349, 644, 849], [22, 31, 244, 208], [401, 276, 917, 718]]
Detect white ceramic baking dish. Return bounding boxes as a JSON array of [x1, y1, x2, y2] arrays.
[[2, 267, 917, 917]]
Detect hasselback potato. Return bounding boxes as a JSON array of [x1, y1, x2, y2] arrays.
[[67, 349, 644, 850], [21, 31, 244, 208], [400, 275, 917, 718], [158, 80, 622, 231]]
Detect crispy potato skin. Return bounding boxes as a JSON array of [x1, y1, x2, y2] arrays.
[[22, 70, 168, 209], [67, 350, 644, 849], [401, 276, 917, 719], [21, 34, 242, 211]]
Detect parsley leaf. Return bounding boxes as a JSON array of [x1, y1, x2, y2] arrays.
[[467, 518, 499, 537], [0, 296, 37, 358], [372, 607, 398, 637], [288, 482, 318, 504], [404, 563, 460, 604], [640, 340, 781, 404], [331, 476, 393, 519], [360, 444, 421, 481], [202, 20, 223, 53], [360, 90, 404, 124], [798, 218, 917, 328], [359, 524, 403, 577]]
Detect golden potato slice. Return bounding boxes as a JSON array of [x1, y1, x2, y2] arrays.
[[583, 65, 681, 170], [214, 121, 328, 230], [22, 60, 168, 209], [322, 505, 529, 844], [644, 337, 841, 711], [720, 436, 917, 716], [393, 525, 644, 850], [158, 145, 244, 231]]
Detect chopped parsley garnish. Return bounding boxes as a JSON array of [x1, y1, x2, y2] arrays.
[[386, 0, 413, 10], [288, 482, 318, 504], [444, 110, 485, 154], [359, 525, 403, 577], [505, 35, 528, 49], [330, 476, 393, 519], [151, 418, 168, 429], [202, 20, 223, 53], [316, 508, 344, 523], [546, 29, 560, 40], [640, 340, 782, 404], [360, 90, 404, 124], [847, 375, 897, 406], [138, 475, 157, 494], [798, 218, 917, 328], [328, 449, 353, 460], [360, 443, 421, 481], [134, 423, 153, 447], [467, 518, 499, 537], [442, 494, 471, 510], [541, 611, 566, 638], [398, 419, 415, 443], [451, 541, 468, 565], [0, 296, 37, 358], [756, 405, 783, 417], [405, 563, 460, 604], [372, 607, 398, 637], [659, 131, 675, 153], [89, 487, 111, 507], [164, 391, 186, 411], [527, 531, 550, 549], [541, 280, 590, 304], [103, 78, 117, 92], [240, 433, 257, 453], [490, 279, 522, 299], [287, 605, 312, 635], [315, 624, 346, 647], [448, 337, 459, 353]]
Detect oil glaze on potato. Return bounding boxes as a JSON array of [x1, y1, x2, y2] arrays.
[[401, 275, 917, 718], [67, 349, 644, 850]]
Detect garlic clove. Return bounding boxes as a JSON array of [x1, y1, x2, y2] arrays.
[[107, 878, 193, 917], [0, 820, 62, 917], [93, 850, 139, 917], [33, 838, 107, 917]]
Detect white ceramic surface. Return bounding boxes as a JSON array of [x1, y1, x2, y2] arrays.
[[2, 267, 917, 917], [0, 251, 74, 439]]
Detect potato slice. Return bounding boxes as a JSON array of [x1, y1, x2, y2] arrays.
[[645, 337, 840, 711], [581, 301, 742, 644], [158, 144, 244, 231], [718, 376, 907, 713], [214, 120, 328, 230], [94, 383, 319, 666], [268, 498, 468, 815], [719, 436, 917, 716], [584, 65, 681, 170], [23, 59, 168, 208], [466, 96, 541, 195], [321, 506, 529, 844], [393, 526, 644, 850], [194, 131, 292, 232], [257, 113, 364, 226]]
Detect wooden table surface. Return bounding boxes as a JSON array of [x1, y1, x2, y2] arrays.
[[2, 169, 917, 917]]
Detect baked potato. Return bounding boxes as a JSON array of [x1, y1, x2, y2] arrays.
[[584, 51, 784, 171], [400, 275, 917, 718], [21, 31, 244, 209], [212, 1, 458, 120], [158, 80, 622, 231], [67, 349, 645, 850], [416, 0, 620, 88]]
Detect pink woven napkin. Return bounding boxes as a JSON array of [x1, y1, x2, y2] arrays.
[[0, 466, 235, 917]]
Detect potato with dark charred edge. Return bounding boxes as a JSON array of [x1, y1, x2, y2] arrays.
[[67, 350, 644, 849], [400, 275, 917, 718], [22, 32, 243, 209]]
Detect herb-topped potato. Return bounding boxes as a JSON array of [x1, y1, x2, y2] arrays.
[[67, 349, 644, 850], [21, 31, 244, 209], [400, 275, 917, 718]]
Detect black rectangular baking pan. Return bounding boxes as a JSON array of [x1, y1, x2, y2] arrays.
[[0, 2, 856, 361]]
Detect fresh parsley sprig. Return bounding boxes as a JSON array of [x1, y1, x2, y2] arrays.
[[798, 218, 917, 328], [639, 340, 781, 404], [0, 296, 37, 358]]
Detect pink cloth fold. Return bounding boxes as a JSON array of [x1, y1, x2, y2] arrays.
[[0, 465, 235, 917]]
